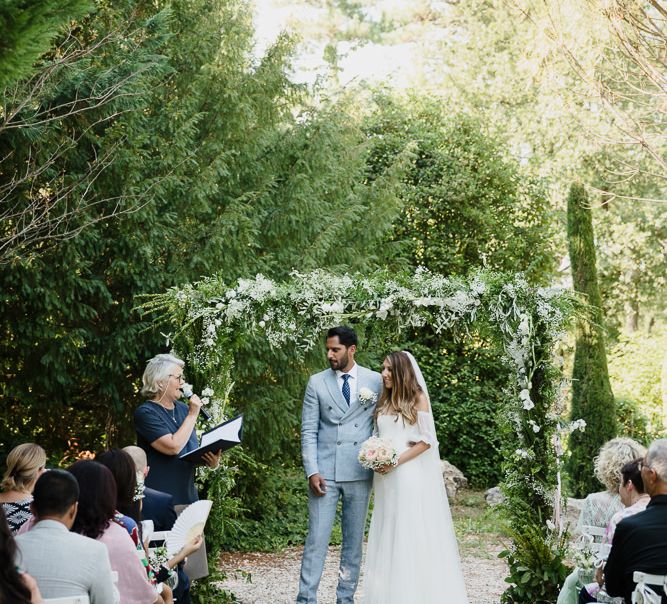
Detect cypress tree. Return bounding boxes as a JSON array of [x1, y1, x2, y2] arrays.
[[566, 182, 616, 497]]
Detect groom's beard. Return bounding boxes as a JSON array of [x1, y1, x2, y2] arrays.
[[329, 353, 349, 371]]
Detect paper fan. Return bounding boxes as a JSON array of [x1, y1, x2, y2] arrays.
[[167, 499, 213, 556]]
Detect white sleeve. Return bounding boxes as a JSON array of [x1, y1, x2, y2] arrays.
[[416, 411, 438, 446]]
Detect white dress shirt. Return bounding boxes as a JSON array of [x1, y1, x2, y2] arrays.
[[336, 363, 358, 406]]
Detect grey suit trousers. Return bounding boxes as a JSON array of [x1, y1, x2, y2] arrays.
[[297, 478, 372, 604]]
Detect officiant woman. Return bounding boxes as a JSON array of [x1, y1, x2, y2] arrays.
[[134, 353, 220, 580]]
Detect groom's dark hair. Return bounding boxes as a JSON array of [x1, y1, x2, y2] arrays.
[[327, 326, 357, 347]]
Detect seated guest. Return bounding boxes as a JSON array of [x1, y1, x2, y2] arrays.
[[96, 449, 146, 550], [558, 437, 647, 604], [0, 508, 42, 604], [123, 445, 199, 604], [123, 445, 177, 532], [577, 438, 647, 531], [69, 460, 170, 604], [0, 443, 46, 533], [97, 448, 197, 602], [14, 469, 116, 603], [602, 439, 667, 603], [579, 459, 650, 602]]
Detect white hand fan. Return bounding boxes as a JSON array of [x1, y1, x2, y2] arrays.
[[166, 499, 213, 556]]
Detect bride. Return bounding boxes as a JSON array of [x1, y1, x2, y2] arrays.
[[362, 351, 468, 603]]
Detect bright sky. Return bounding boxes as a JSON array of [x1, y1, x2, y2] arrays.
[[252, 0, 439, 88]]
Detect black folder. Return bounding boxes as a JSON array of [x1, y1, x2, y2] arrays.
[[179, 414, 243, 463]]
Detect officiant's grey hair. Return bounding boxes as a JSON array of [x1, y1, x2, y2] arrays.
[[141, 353, 185, 397]]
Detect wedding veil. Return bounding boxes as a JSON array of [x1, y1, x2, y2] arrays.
[[403, 350, 431, 411], [402, 350, 440, 459]]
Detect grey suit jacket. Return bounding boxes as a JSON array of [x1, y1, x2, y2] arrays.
[[16, 519, 117, 604], [301, 364, 382, 482]]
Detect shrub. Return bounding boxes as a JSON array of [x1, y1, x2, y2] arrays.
[[615, 397, 653, 444], [411, 339, 507, 488]]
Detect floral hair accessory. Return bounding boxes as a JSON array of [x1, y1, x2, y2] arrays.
[[133, 480, 146, 501]]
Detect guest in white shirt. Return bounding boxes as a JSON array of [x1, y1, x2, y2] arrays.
[[15, 469, 117, 604]]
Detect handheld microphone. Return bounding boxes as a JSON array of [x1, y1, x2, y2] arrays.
[[182, 383, 212, 421]]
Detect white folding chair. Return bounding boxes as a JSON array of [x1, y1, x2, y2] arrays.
[[579, 525, 607, 552], [631, 571, 667, 604]]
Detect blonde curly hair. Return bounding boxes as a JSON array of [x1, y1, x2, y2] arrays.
[[594, 437, 646, 492]]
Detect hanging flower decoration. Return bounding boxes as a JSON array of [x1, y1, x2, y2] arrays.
[[140, 267, 581, 595]]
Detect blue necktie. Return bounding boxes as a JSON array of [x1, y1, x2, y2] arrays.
[[341, 374, 351, 406]]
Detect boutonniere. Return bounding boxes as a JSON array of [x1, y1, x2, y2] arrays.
[[358, 387, 378, 407]]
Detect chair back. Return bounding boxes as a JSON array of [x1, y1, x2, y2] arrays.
[[578, 525, 607, 555], [631, 571, 667, 604]]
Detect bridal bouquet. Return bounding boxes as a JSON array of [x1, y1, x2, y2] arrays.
[[358, 436, 398, 470]]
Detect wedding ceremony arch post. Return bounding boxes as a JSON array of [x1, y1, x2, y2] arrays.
[[142, 268, 582, 602]]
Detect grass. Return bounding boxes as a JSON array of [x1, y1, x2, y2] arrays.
[[451, 489, 509, 557]]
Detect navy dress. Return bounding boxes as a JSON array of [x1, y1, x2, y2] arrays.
[[134, 401, 199, 505]]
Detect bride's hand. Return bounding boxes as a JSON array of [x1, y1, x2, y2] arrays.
[[375, 463, 394, 475]]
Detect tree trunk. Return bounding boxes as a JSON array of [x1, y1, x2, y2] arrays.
[[624, 299, 639, 334]]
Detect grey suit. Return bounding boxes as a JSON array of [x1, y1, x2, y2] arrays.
[[16, 519, 117, 604], [297, 364, 382, 604]]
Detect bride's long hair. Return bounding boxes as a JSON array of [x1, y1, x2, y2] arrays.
[[375, 351, 422, 424]]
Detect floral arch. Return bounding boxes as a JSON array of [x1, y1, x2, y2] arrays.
[[143, 268, 581, 601]]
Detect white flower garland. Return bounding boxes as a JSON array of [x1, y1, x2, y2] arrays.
[[144, 267, 582, 581]]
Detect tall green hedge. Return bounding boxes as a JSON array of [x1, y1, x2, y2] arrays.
[[566, 183, 616, 497]]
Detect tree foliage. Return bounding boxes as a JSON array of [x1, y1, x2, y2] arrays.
[[0, 0, 93, 88], [359, 93, 557, 486], [0, 3, 172, 262], [566, 183, 617, 497], [0, 0, 406, 463]]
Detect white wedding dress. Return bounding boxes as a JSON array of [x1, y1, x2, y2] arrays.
[[362, 357, 468, 604]]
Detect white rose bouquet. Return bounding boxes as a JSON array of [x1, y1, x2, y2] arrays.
[[358, 436, 398, 470]]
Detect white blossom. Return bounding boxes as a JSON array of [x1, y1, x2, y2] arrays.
[[321, 301, 344, 314], [202, 387, 214, 397], [570, 419, 587, 432]]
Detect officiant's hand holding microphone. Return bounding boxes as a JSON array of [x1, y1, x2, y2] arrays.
[[183, 383, 221, 468], [183, 383, 213, 420]]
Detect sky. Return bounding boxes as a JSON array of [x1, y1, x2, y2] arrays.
[[252, 0, 451, 88]]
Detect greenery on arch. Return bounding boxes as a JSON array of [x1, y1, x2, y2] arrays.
[[143, 268, 581, 602]]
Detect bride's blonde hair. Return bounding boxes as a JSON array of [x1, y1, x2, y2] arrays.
[[375, 351, 422, 425]]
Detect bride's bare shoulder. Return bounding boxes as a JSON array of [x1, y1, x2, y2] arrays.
[[415, 392, 429, 413]]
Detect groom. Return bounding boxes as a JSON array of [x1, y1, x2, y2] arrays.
[[297, 326, 382, 604]]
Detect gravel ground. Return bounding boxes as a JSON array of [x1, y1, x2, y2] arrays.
[[218, 541, 507, 603]]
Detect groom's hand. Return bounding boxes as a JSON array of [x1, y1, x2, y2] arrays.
[[308, 473, 328, 497]]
